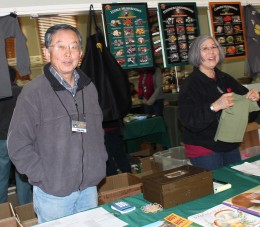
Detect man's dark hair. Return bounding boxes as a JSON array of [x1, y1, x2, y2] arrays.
[[44, 24, 82, 49]]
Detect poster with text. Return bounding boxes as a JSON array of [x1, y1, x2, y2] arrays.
[[209, 2, 247, 60], [158, 3, 200, 68], [102, 3, 154, 70]]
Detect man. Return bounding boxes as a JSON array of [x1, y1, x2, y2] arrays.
[[0, 66, 32, 205], [7, 24, 108, 223]]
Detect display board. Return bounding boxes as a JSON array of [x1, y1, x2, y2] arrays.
[[208, 2, 247, 60], [102, 3, 154, 70], [157, 3, 200, 68]]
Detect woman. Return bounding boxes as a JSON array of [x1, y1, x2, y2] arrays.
[[178, 35, 259, 170], [138, 67, 164, 116]]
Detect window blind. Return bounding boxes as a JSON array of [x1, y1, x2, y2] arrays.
[[37, 16, 77, 62]]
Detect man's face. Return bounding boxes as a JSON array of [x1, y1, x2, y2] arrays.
[[44, 29, 82, 79]]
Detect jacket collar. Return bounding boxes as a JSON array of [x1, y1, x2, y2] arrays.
[[44, 63, 91, 91], [193, 67, 225, 82]]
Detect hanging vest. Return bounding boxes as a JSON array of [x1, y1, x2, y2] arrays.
[[244, 5, 260, 77], [138, 72, 154, 100]]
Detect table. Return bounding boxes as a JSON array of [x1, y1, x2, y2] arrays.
[[101, 155, 260, 226], [123, 116, 171, 153]]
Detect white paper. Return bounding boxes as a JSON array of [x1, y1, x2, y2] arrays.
[[231, 160, 260, 176], [35, 207, 128, 227], [213, 182, 232, 193]]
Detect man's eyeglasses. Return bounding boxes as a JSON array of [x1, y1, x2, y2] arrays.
[[49, 44, 81, 52], [200, 46, 218, 53]]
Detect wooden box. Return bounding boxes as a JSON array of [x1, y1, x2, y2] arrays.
[[142, 165, 214, 209]]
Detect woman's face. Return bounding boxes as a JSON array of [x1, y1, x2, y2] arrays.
[[199, 38, 219, 71]]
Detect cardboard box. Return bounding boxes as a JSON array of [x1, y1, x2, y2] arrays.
[[135, 157, 163, 178], [0, 203, 21, 227], [130, 142, 165, 158], [130, 149, 156, 158], [15, 203, 38, 227], [142, 165, 213, 209], [239, 122, 260, 151], [131, 156, 162, 173], [0, 217, 22, 227], [0, 202, 15, 220], [98, 173, 142, 205], [8, 193, 19, 209]]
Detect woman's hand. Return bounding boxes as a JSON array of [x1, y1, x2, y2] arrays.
[[246, 89, 260, 102], [211, 93, 234, 112]]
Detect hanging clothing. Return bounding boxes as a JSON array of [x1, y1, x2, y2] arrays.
[[0, 15, 30, 99], [138, 72, 154, 100], [244, 5, 260, 77]]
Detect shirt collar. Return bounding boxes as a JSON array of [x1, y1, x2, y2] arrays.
[[49, 65, 79, 96]]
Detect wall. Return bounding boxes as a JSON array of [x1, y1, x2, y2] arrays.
[[1, 0, 260, 16], [7, 4, 260, 80]]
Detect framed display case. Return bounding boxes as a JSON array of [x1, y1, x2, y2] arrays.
[[102, 3, 154, 70], [208, 2, 247, 60], [157, 3, 200, 68]]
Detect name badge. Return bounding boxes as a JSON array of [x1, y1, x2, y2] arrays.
[[72, 120, 87, 133]]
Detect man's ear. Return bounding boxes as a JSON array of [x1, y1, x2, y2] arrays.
[[43, 47, 50, 62], [80, 49, 83, 58]]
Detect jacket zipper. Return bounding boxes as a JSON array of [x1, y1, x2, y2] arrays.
[[74, 96, 85, 190]]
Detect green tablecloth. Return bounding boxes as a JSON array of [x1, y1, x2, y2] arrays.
[[102, 155, 260, 226], [123, 117, 171, 153]]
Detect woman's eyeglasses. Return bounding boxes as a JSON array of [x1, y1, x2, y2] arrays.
[[200, 46, 218, 53]]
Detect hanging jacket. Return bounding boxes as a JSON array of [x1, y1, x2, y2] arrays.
[[80, 7, 132, 122], [138, 72, 154, 100], [0, 15, 30, 99], [244, 5, 260, 77]]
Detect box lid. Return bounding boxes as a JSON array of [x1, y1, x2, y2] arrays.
[[142, 165, 212, 185], [98, 173, 142, 193]]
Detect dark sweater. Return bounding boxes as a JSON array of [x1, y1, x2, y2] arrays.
[[178, 67, 250, 152]]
